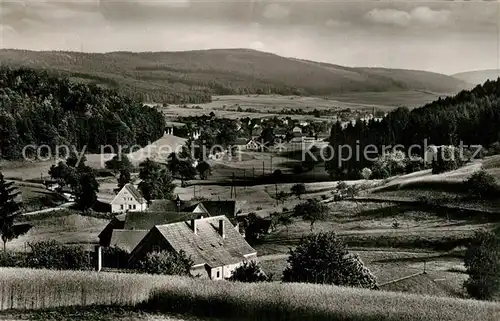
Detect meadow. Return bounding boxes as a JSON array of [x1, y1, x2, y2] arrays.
[[160, 91, 445, 119], [0, 267, 499, 321]]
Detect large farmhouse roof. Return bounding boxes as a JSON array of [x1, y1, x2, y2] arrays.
[[124, 211, 201, 230], [153, 215, 256, 267], [109, 230, 149, 253]]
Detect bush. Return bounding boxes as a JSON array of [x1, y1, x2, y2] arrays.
[[337, 181, 348, 190], [465, 170, 500, 200], [290, 183, 306, 199], [228, 261, 269, 282], [26, 240, 92, 270], [404, 156, 425, 173], [282, 232, 378, 289], [432, 146, 463, 174], [136, 250, 193, 276], [0, 251, 25, 267], [102, 246, 129, 269], [360, 168, 372, 179], [464, 230, 500, 300]]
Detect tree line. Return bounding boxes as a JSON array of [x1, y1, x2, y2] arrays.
[[327, 78, 500, 178], [0, 67, 165, 160]]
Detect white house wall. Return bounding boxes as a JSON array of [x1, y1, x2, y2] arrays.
[[110, 188, 147, 213]]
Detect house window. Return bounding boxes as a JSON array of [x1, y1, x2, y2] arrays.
[[216, 271, 220, 279], [120, 205, 124, 210], [152, 245, 160, 252], [133, 205, 137, 210], [129, 204, 132, 209]]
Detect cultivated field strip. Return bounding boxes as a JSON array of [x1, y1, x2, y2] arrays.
[[0, 268, 499, 321]]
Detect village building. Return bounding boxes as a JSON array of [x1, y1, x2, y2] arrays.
[[128, 215, 257, 280], [292, 126, 302, 134], [245, 139, 261, 151], [251, 127, 263, 140], [234, 137, 249, 150], [109, 184, 148, 214], [274, 128, 287, 139], [98, 199, 244, 251]]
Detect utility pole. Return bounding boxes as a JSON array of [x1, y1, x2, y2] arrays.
[[262, 161, 265, 176], [270, 156, 273, 174], [232, 173, 237, 198], [275, 183, 278, 206]]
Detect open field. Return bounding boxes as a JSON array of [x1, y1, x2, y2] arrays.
[[160, 91, 447, 119], [0, 267, 498, 321], [259, 249, 468, 296], [8, 211, 108, 252]]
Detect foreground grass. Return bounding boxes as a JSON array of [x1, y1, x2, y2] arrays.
[[0, 268, 499, 321]]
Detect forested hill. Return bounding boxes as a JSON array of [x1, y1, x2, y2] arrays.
[[0, 67, 165, 160], [0, 49, 469, 104], [329, 78, 500, 176]]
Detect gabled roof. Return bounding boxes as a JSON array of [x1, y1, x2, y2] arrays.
[[124, 211, 201, 230], [152, 215, 256, 267], [109, 230, 149, 253], [201, 201, 237, 218], [148, 199, 199, 212], [110, 184, 146, 205]]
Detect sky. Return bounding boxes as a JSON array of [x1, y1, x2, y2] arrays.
[[0, 0, 499, 75]]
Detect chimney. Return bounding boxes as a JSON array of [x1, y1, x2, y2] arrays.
[[191, 219, 197, 235], [219, 219, 225, 239]]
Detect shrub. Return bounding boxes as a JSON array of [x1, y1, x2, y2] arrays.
[[26, 240, 92, 270], [282, 232, 378, 289], [337, 181, 348, 190], [432, 146, 463, 174], [290, 183, 306, 199], [465, 170, 500, 200], [102, 246, 129, 269], [136, 250, 193, 276], [405, 156, 425, 173], [0, 251, 24, 267], [464, 230, 500, 300], [360, 167, 372, 179], [228, 261, 268, 282]]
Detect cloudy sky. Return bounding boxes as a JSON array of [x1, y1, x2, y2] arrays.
[[0, 0, 498, 74]]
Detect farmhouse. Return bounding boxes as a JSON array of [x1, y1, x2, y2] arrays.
[[98, 199, 244, 249], [128, 215, 257, 280], [108, 184, 147, 214]]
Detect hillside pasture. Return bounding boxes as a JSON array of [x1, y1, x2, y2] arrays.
[[259, 249, 468, 298], [8, 211, 108, 252], [0, 267, 498, 321]]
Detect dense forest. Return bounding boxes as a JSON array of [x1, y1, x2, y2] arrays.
[[0, 67, 165, 160], [328, 78, 500, 177], [0, 49, 469, 105]]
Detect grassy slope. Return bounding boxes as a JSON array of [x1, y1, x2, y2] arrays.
[[0, 267, 498, 321], [0, 49, 468, 101]]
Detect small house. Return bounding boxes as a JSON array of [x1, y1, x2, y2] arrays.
[[292, 126, 302, 134], [246, 139, 260, 151], [128, 215, 257, 280], [110, 184, 148, 213]]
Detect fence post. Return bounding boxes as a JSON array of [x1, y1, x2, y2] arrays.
[[95, 245, 102, 272]]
